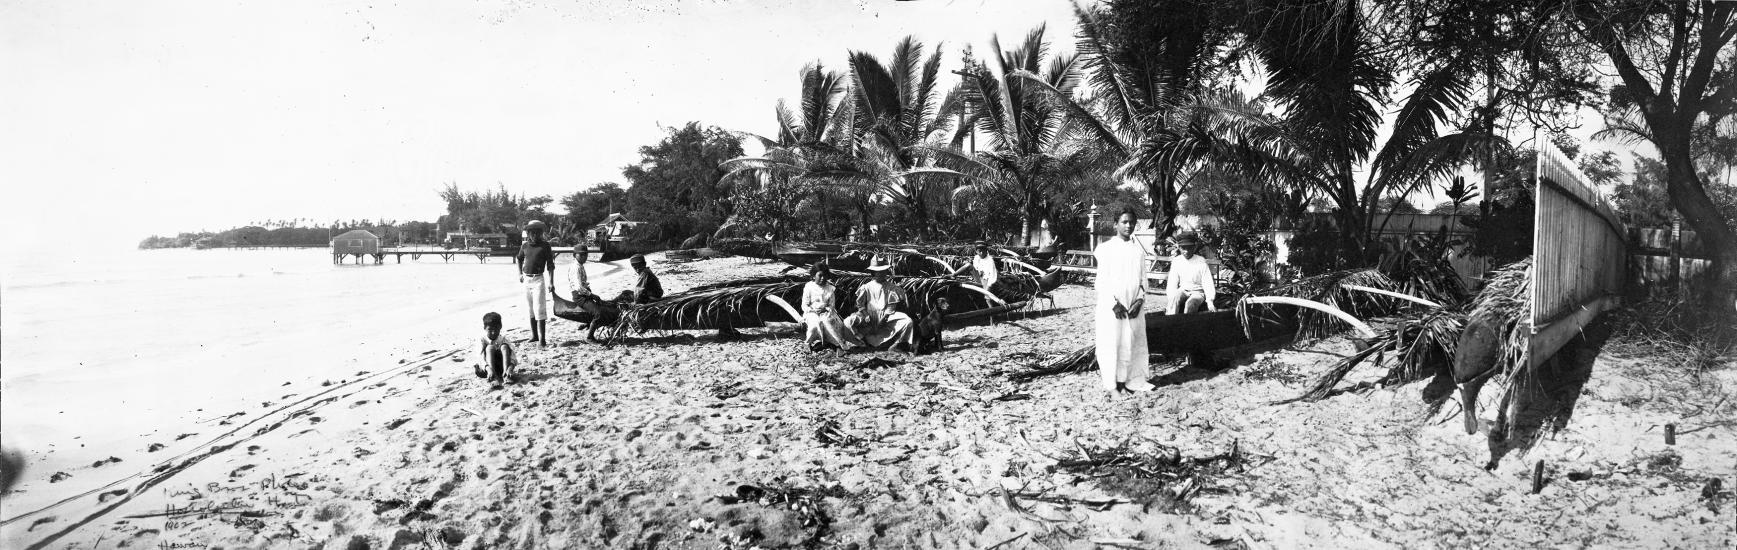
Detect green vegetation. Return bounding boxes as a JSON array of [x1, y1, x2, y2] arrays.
[[143, 0, 1737, 308]]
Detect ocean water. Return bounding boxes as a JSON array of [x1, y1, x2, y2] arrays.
[[0, 247, 607, 512]]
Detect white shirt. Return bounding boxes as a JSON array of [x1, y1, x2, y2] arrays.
[[1166, 253, 1216, 302], [971, 254, 999, 288], [1094, 238, 1148, 309]]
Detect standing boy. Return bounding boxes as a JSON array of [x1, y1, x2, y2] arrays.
[[516, 220, 556, 346], [1095, 209, 1155, 393]]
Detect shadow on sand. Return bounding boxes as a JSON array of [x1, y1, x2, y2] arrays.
[[1484, 319, 1613, 470]]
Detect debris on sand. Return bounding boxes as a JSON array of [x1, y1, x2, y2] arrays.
[[1046, 439, 1247, 512]]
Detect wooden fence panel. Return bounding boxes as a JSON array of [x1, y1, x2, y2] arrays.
[[1530, 140, 1628, 366]]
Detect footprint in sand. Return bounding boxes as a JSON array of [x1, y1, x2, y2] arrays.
[[229, 465, 255, 478], [147, 443, 165, 453], [174, 433, 198, 441], [49, 472, 70, 483], [91, 457, 121, 468], [27, 516, 54, 532], [98, 488, 128, 503]]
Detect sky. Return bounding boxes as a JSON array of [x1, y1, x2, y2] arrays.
[[0, 0, 1081, 252], [0, 0, 1633, 254]]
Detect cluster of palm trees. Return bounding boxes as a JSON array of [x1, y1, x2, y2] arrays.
[[721, 1, 1547, 264]]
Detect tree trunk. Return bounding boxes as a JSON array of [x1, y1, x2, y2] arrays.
[[1147, 172, 1181, 240], [1020, 195, 1035, 248], [1656, 130, 1737, 305]]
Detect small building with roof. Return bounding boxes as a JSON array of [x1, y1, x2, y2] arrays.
[[593, 213, 646, 243], [331, 229, 381, 255]]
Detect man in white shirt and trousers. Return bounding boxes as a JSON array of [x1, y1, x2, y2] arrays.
[[1165, 232, 1217, 315], [1095, 209, 1156, 394]]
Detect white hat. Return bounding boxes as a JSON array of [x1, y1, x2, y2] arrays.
[[866, 263, 892, 273]]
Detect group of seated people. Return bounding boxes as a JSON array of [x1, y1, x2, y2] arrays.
[[566, 248, 663, 305], [800, 262, 921, 356]]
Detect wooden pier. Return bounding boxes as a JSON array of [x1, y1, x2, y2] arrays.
[[332, 247, 594, 265]]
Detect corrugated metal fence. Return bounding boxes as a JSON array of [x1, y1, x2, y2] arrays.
[[1529, 140, 1628, 365]]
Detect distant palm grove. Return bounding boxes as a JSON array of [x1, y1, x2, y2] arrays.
[[141, 0, 1735, 290]]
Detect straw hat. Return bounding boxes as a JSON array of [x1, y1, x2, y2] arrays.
[[1173, 232, 1203, 247]]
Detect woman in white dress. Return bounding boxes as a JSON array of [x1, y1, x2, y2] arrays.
[[802, 266, 866, 351]]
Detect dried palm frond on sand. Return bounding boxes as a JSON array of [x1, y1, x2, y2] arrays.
[[1279, 307, 1466, 403], [1278, 259, 1531, 440]]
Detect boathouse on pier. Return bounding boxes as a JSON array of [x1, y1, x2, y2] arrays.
[[331, 230, 381, 255]]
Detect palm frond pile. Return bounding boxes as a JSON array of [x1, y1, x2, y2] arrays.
[[1282, 258, 1530, 409], [1256, 268, 1409, 339], [606, 275, 1004, 339], [1454, 258, 1532, 440]]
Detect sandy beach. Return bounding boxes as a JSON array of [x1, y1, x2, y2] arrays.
[[3, 253, 1732, 549]]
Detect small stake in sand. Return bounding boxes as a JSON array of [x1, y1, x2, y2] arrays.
[[1532, 461, 1546, 494], [1665, 423, 1676, 445]]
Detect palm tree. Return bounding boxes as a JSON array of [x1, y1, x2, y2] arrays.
[[988, 1, 1299, 246], [1245, 0, 1505, 266], [842, 36, 969, 237], [922, 25, 1110, 247], [720, 62, 865, 240]]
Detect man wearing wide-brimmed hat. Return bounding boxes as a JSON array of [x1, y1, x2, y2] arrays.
[[845, 257, 916, 357], [1165, 231, 1217, 315], [516, 220, 557, 346]]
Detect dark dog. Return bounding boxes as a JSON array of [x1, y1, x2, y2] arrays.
[[914, 297, 949, 354]]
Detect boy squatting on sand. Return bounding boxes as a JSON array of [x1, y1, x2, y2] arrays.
[[475, 312, 519, 389]]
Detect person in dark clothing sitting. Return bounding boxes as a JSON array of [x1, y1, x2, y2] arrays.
[[610, 254, 665, 305]]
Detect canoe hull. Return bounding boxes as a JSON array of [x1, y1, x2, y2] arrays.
[[1144, 305, 1299, 354]]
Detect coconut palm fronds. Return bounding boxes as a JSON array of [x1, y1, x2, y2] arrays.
[[1280, 339, 1392, 403], [1379, 308, 1466, 385], [614, 281, 808, 333], [609, 275, 1000, 337], [688, 275, 808, 293], [1388, 247, 1472, 306], [1279, 307, 1467, 403], [1456, 258, 1532, 440], [1259, 269, 1406, 339], [1008, 346, 1096, 383]]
